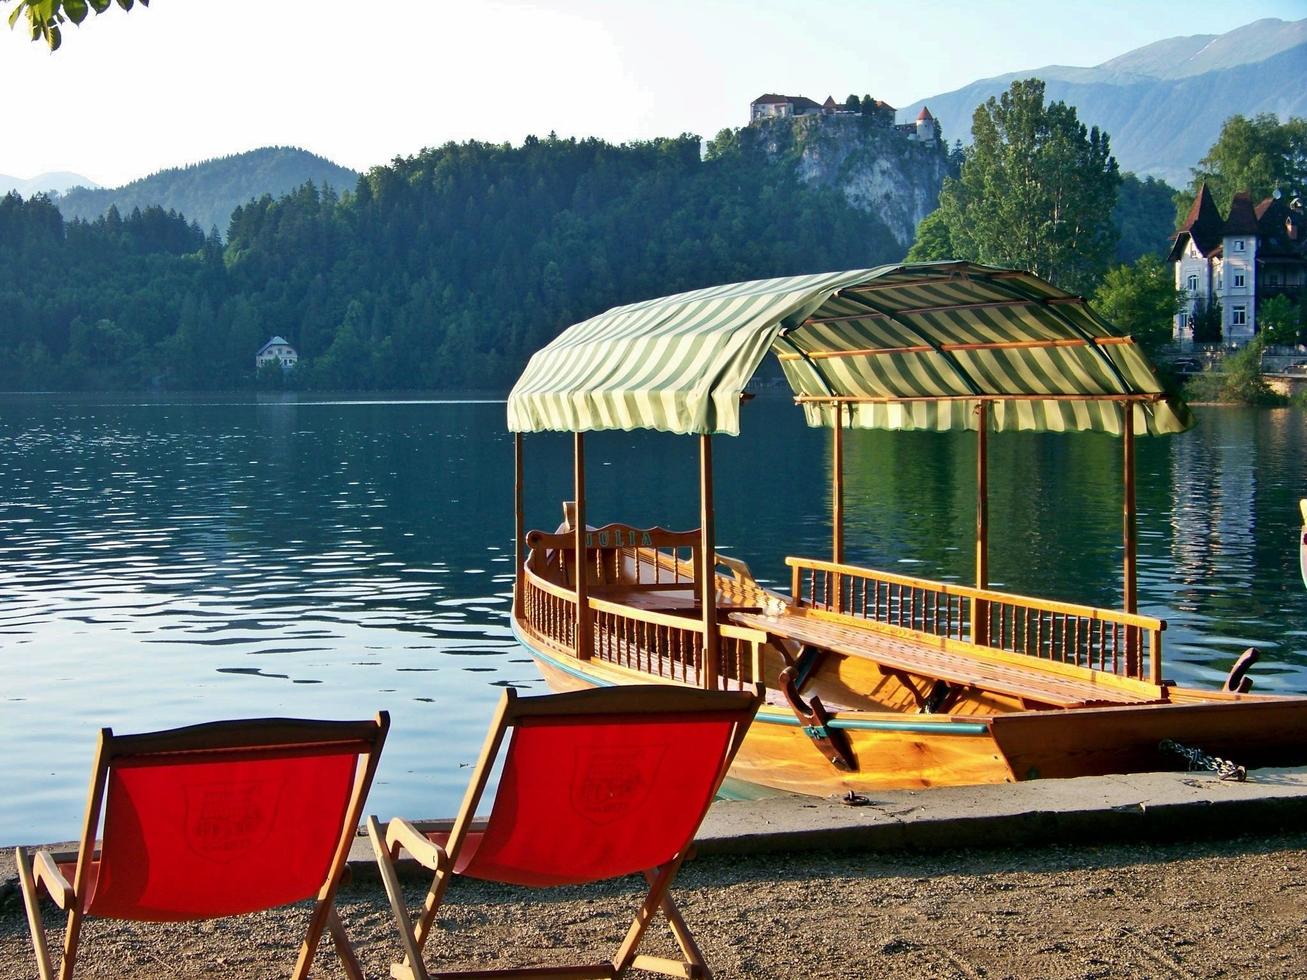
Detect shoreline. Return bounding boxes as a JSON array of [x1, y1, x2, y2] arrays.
[[5, 830, 1305, 978], [8, 769, 1307, 977]]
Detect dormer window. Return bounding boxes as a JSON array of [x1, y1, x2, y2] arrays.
[[1234, 239, 1246, 252]]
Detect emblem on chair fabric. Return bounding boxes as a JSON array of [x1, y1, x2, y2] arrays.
[[184, 779, 282, 858], [570, 745, 663, 824]]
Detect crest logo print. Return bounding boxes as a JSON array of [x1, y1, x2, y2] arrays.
[[184, 778, 282, 859], [570, 744, 665, 825]]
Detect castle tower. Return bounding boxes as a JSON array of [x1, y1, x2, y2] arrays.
[[915, 106, 938, 142]]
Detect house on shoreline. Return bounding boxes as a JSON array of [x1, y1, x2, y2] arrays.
[[256, 336, 298, 370], [1169, 184, 1306, 344]]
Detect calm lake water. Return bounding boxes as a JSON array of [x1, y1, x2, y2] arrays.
[[3, 393, 1307, 844]]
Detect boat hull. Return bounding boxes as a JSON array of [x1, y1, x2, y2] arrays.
[[516, 616, 1307, 796]]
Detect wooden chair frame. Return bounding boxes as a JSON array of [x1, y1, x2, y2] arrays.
[[368, 684, 761, 980], [15, 713, 390, 980]]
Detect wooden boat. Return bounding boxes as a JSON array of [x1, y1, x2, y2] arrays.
[[1301, 499, 1307, 589], [506, 263, 1307, 795]]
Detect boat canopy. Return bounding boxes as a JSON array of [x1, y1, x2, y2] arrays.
[[507, 262, 1192, 437]]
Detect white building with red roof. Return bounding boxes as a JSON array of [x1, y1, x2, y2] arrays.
[[1169, 183, 1307, 344]]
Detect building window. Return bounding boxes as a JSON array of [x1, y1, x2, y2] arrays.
[[1186, 274, 1198, 292], [1234, 240, 1245, 252], [1234, 273, 1245, 288], [1232, 306, 1247, 326]]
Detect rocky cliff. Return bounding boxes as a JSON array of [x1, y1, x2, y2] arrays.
[[742, 115, 954, 250]]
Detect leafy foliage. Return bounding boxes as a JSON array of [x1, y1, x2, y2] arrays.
[[1258, 294, 1303, 347], [1191, 297, 1223, 344], [1113, 173, 1179, 264], [1175, 113, 1307, 223], [0, 133, 905, 392], [1183, 334, 1286, 405], [904, 210, 953, 262], [935, 78, 1120, 294], [4, 0, 146, 50], [1091, 254, 1180, 356], [910, 169, 1172, 268]]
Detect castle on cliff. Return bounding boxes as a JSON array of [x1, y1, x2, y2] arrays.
[[748, 93, 940, 144]]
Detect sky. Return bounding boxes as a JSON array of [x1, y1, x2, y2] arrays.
[[2, 0, 1304, 187]]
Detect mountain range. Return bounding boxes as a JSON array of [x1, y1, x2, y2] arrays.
[[4, 18, 1303, 242], [0, 171, 99, 196], [51, 147, 358, 237], [903, 17, 1307, 187]]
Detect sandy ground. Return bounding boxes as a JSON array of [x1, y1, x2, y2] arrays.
[[3, 832, 1306, 979]]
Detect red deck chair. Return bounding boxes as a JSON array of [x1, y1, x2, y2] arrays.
[[368, 684, 761, 980], [14, 713, 389, 980]]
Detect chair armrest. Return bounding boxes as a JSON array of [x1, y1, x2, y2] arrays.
[[384, 817, 449, 871], [33, 851, 74, 909]]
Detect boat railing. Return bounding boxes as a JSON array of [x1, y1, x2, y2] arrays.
[[525, 523, 701, 591], [520, 527, 766, 693], [787, 557, 1166, 685]]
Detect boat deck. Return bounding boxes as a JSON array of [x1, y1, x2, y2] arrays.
[[731, 611, 1169, 709]]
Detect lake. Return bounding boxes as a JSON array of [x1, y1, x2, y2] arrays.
[[3, 393, 1306, 844]]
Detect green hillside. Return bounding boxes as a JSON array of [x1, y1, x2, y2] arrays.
[[54, 147, 359, 238], [0, 134, 902, 392]]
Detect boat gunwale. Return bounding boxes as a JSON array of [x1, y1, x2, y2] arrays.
[[512, 616, 996, 737]]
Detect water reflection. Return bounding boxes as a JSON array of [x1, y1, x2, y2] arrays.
[[0, 395, 525, 844], [1, 394, 1306, 843]]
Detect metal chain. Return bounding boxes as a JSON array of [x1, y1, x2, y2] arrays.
[[1159, 738, 1247, 782]]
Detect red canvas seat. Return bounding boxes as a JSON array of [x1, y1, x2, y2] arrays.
[[369, 684, 761, 980], [15, 714, 389, 980]]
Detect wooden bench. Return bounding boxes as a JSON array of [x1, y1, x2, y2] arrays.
[[730, 611, 1168, 709]]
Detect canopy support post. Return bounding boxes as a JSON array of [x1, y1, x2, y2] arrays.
[[700, 434, 720, 689], [972, 401, 990, 646], [1123, 402, 1139, 676], [832, 403, 845, 613], [513, 433, 524, 622], [573, 433, 592, 661]]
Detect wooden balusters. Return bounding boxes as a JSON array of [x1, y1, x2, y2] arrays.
[[786, 556, 1165, 683]]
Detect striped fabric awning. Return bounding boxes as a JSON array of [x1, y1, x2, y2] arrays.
[[507, 262, 1192, 436]]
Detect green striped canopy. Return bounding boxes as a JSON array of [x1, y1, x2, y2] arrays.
[[507, 262, 1191, 436]]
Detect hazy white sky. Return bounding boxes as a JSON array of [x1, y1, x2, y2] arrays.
[[2, 0, 1304, 187]]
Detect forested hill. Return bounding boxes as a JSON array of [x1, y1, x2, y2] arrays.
[[0, 133, 905, 392], [55, 147, 359, 239]]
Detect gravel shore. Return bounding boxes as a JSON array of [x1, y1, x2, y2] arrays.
[[4, 832, 1306, 979]]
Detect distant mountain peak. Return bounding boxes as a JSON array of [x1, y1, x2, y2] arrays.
[[0, 171, 100, 196], [1096, 17, 1306, 79], [902, 17, 1307, 186], [53, 147, 359, 239]]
